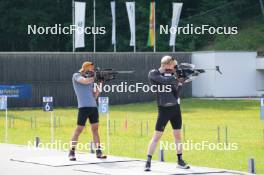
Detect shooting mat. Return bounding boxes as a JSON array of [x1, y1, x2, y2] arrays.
[[10, 153, 139, 167], [73, 161, 247, 175]]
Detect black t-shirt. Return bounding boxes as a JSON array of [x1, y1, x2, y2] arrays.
[[148, 69, 181, 107]]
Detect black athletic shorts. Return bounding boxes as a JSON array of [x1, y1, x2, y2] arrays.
[[77, 107, 99, 126], [155, 104, 182, 132]]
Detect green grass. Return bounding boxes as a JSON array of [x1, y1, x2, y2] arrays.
[[204, 16, 264, 51], [0, 99, 264, 173]]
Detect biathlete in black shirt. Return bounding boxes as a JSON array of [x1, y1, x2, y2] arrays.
[[145, 55, 190, 171]]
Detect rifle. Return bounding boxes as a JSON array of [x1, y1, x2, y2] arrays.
[[176, 63, 222, 82], [85, 67, 134, 82]]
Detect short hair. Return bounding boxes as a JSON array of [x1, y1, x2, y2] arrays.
[[161, 55, 177, 65], [79, 61, 94, 72]]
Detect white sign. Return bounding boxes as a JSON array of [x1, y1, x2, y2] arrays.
[[169, 3, 183, 46], [75, 1, 86, 48], [126, 2, 135, 46], [0, 96, 7, 110], [98, 97, 109, 114], [43, 96, 53, 103], [111, 1, 116, 45]]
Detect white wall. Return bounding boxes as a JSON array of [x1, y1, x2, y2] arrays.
[[192, 51, 257, 97], [192, 52, 216, 97]]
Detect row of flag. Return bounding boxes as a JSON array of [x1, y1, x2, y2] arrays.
[[73, 1, 183, 52]]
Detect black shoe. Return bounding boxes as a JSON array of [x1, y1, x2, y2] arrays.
[[177, 159, 190, 169], [144, 161, 151, 171], [68, 150, 76, 161], [96, 149, 107, 159]]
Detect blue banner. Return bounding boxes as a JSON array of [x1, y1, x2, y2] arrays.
[[0, 84, 32, 99]]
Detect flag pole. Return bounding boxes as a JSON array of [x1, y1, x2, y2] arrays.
[[50, 111, 54, 143], [93, 0, 96, 53], [153, 2, 156, 52], [5, 107, 8, 143], [72, 0, 75, 52]]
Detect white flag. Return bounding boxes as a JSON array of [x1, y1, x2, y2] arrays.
[[74, 2, 86, 48], [126, 2, 135, 46], [111, 1, 116, 45], [169, 3, 183, 46]]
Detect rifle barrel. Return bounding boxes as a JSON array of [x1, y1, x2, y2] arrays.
[[195, 67, 222, 75], [115, 71, 134, 74], [196, 68, 215, 70]]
